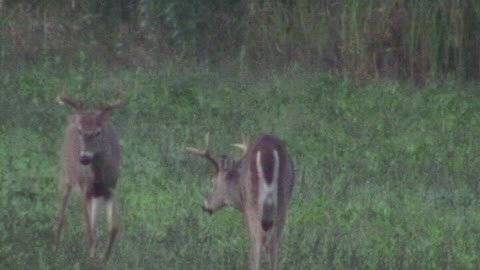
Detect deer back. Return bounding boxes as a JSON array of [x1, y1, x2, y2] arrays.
[[240, 135, 295, 231], [188, 134, 294, 230]]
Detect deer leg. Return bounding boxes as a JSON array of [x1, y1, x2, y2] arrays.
[[250, 241, 262, 270], [267, 237, 278, 270], [249, 228, 263, 270], [54, 183, 72, 249], [84, 196, 100, 258], [104, 194, 120, 261]]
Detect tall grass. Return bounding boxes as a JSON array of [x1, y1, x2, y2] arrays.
[[242, 0, 480, 83], [1, 0, 479, 83]]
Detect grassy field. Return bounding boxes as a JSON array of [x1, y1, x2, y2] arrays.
[[2, 63, 480, 269]]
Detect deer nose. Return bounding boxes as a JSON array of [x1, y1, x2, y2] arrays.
[[80, 151, 94, 165], [202, 201, 213, 214]]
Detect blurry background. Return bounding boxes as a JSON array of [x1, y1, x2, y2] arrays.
[[1, 0, 479, 84]]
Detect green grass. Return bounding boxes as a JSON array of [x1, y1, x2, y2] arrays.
[[2, 64, 480, 269]]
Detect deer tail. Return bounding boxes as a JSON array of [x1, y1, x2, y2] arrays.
[[261, 191, 276, 231]]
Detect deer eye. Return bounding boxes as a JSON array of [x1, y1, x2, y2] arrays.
[[89, 131, 101, 138]]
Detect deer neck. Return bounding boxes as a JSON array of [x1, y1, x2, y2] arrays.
[[224, 170, 244, 211]]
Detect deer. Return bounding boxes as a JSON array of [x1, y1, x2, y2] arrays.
[[187, 134, 295, 270], [53, 95, 124, 261]]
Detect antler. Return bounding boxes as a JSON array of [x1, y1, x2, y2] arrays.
[[97, 87, 126, 122], [56, 96, 83, 111], [231, 135, 249, 155], [186, 147, 219, 172], [103, 86, 126, 111], [186, 133, 219, 171], [103, 102, 124, 112]]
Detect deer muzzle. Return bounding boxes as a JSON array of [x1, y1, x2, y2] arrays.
[[202, 200, 213, 215], [80, 151, 94, 165]]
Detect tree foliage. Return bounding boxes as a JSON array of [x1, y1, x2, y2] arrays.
[[1, 0, 479, 84]]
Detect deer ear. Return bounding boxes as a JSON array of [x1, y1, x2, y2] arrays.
[[96, 111, 110, 124]]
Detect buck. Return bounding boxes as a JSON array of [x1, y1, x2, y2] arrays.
[[187, 135, 295, 270], [53, 95, 123, 260]]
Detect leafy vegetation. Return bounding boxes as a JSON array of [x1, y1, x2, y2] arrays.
[[1, 0, 479, 84], [1, 63, 480, 269]]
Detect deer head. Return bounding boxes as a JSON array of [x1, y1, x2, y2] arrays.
[[186, 146, 243, 213], [57, 96, 123, 165]]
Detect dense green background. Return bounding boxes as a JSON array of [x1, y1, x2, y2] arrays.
[[1, 0, 480, 84], [1, 64, 480, 269]]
